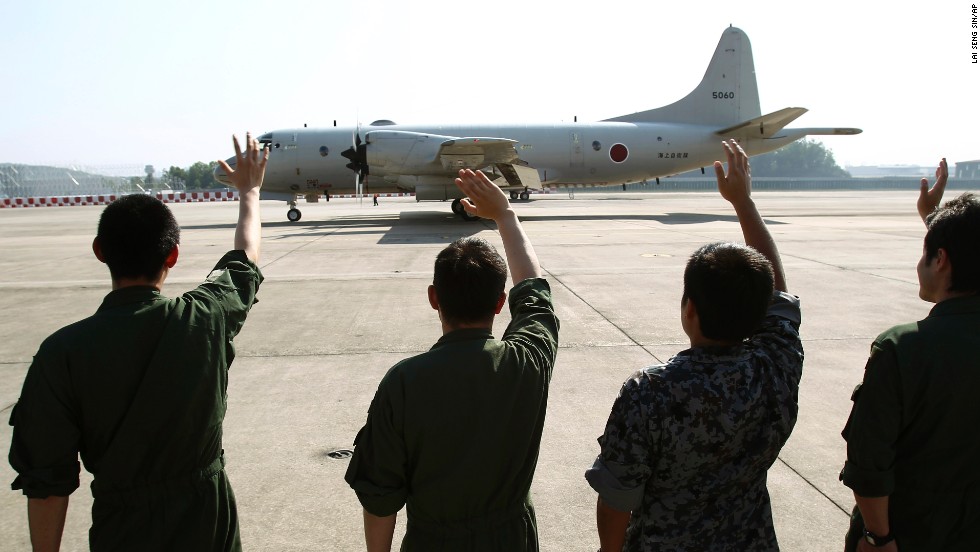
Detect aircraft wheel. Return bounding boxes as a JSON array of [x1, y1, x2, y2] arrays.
[[451, 198, 464, 215], [519, 191, 530, 200], [510, 191, 519, 200], [287, 208, 302, 222]]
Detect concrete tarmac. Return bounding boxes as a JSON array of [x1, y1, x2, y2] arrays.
[[0, 190, 942, 550]]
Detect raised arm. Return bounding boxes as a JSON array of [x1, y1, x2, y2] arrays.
[[916, 157, 948, 225], [454, 169, 542, 284], [217, 132, 268, 263], [714, 140, 787, 292]]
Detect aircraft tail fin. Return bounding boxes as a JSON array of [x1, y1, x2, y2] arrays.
[[604, 26, 761, 126]]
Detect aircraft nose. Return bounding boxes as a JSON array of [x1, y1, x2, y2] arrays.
[[213, 156, 235, 185]]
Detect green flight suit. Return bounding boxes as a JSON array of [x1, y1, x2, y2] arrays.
[[841, 294, 980, 551], [9, 250, 262, 552], [345, 277, 559, 551]]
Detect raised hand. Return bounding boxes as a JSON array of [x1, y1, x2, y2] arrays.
[[714, 140, 752, 208], [454, 169, 511, 221], [916, 158, 948, 223], [218, 132, 269, 195]]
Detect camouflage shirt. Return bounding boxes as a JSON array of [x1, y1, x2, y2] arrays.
[[586, 291, 802, 552]]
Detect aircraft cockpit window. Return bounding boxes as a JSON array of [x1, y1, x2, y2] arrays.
[[592, 141, 602, 151], [319, 146, 329, 157], [257, 133, 273, 144]]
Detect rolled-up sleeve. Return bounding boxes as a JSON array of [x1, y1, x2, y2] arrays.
[[345, 375, 409, 517], [188, 250, 263, 339], [840, 340, 901, 497], [502, 278, 560, 380], [9, 343, 81, 498], [586, 376, 656, 512]]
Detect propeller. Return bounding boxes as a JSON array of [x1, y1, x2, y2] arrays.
[[340, 126, 368, 205]]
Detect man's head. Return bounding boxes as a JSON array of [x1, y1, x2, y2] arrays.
[[919, 192, 980, 300], [430, 237, 508, 328], [94, 194, 180, 282], [682, 242, 774, 343]]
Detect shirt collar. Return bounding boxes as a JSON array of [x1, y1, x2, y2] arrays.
[[97, 286, 163, 311], [929, 294, 980, 317], [430, 327, 494, 349], [672, 344, 747, 365]]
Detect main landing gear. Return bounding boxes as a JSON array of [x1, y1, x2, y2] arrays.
[[451, 198, 478, 221], [286, 199, 302, 222], [509, 189, 530, 201]]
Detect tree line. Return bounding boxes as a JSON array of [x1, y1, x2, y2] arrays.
[[160, 161, 225, 190], [748, 138, 850, 178]]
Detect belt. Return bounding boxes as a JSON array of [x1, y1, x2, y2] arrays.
[[407, 499, 531, 538], [91, 455, 226, 505]]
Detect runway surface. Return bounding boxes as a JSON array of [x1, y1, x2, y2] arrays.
[[0, 190, 939, 550]]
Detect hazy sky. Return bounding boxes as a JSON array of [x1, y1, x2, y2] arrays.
[[1, 1, 976, 175]]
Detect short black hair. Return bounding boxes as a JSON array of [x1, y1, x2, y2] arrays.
[[925, 192, 980, 294], [97, 194, 180, 281], [433, 237, 508, 326], [682, 242, 774, 342]]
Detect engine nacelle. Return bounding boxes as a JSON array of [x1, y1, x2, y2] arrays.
[[365, 130, 454, 176]]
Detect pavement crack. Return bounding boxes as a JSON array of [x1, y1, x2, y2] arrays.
[[776, 456, 851, 516], [542, 268, 656, 360]]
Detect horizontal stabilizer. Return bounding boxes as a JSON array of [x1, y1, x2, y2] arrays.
[[788, 127, 863, 136], [495, 163, 543, 189], [715, 107, 808, 138]]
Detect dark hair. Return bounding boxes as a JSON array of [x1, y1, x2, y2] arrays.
[[97, 194, 180, 281], [682, 242, 774, 341], [433, 237, 508, 326], [924, 192, 980, 294]]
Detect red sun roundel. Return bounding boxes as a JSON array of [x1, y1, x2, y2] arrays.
[[609, 143, 628, 163]]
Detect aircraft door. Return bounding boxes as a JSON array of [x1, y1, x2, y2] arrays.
[[272, 132, 300, 182], [569, 132, 584, 168]]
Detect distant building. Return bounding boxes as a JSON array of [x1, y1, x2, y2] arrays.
[[956, 160, 980, 179], [845, 165, 933, 178]]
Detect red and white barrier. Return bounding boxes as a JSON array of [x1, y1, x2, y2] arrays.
[[0, 191, 240, 209]]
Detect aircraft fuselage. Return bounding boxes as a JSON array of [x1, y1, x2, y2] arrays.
[[256, 122, 801, 202]]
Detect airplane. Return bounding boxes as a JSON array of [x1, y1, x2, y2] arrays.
[[215, 26, 861, 222]]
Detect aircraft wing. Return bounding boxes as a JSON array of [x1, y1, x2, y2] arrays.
[[715, 107, 809, 138], [437, 137, 542, 189], [436, 137, 517, 168], [365, 130, 542, 189]]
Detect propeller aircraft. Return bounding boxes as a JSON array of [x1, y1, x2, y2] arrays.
[[215, 27, 861, 221]]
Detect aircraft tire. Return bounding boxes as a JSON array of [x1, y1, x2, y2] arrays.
[[510, 191, 519, 200], [519, 191, 530, 200], [451, 198, 464, 215], [287, 208, 302, 222]]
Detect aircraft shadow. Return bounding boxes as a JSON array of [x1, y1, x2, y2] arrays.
[[516, 212, 786, 225], [179, 210, 784, 246], [251, 211, 489, 244]]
